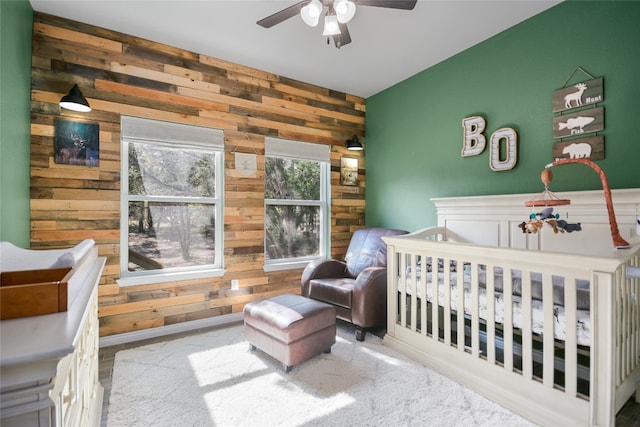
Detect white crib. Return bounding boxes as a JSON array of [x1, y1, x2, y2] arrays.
[[382, 189, 640, 426]]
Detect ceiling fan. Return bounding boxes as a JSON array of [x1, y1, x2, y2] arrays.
[[257, 0, 417, 49]]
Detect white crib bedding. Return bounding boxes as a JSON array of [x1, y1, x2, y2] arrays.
[[398, 265, 592, 347]]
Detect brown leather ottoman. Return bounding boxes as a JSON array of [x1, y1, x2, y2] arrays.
[[243, 294, 336, 372]]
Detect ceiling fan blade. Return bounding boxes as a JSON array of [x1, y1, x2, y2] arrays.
[[354, 0, 417, 10], [257, 1, 308, 28], [333, 23, 352, 48]]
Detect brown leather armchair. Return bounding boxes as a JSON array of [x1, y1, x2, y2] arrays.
[[301, 227, 408, 341]]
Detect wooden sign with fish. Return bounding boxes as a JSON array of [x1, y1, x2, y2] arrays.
[[552, 77, 603, 113], [553, 106, 604, 139]]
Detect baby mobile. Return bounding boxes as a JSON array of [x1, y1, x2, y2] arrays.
[[522, 158, 630, 250], [521, 165, 581, 235]]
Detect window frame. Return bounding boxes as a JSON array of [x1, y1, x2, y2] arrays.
[[118, 116, 225, 286], [263, 138, 331, 271]]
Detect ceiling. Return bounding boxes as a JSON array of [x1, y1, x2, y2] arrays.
[[28, 0, 561, 98]]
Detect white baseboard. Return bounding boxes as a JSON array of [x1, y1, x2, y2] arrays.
[[99, 312, 244, 348]]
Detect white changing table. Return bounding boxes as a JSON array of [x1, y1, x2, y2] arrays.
[[1, 246, 105, 427]]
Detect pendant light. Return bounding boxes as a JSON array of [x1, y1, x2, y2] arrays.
[[345, 135, 363, 150], [322, 7, 341, 36], [59, 84, 92, 112]]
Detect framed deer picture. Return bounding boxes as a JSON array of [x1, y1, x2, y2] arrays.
[[54, 119, 100, 167]]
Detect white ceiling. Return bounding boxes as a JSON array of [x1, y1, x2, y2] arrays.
[[28, 0, 561, 98]]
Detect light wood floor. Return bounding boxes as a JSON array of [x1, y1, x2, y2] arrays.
[[99, 323, 640, 427]]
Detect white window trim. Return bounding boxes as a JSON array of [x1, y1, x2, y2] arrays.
[[264, 138, 331, 270], [119, 116, 225, 286], [263, 258, 317, 273]]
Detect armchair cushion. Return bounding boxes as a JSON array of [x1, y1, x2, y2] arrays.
[[301, 258, 348, 296], [344, 228, 403, 277], [307, 278, 354, 309]]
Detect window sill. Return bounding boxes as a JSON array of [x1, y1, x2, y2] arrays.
[[117, 268, 226, 287], [263, 259, 317, 272]]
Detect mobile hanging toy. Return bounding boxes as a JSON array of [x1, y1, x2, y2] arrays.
[[523, 158, 630, 250], [521, 168, 581, 235]]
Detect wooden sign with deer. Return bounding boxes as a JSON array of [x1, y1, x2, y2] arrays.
[[552, 77, 603, 113]]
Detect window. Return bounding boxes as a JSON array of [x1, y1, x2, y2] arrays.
[[119, 116, 224, 285], [264, 137, 330, 270]]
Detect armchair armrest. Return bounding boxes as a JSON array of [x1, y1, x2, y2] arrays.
[[351, 266, 388, 328], [301, 258, 348, 296]]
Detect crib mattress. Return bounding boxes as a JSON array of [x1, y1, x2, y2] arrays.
[[398, 267, 591, 347]]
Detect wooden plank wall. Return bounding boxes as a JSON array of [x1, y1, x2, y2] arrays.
[[29, 13, 366, 337]]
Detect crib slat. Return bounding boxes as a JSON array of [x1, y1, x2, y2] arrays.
[[431, 256, 439, 341], [521, 270, 533, 380], [471, 262, 480, 357], [564, 275, 578, 397], [629, 263, 638, 376], [622, 258, 639, 381], [486, 264, 496, 365], [410, 253, 418, 333], [617, 268, 622, 385], [444, 258, 451, 347], [591, 271, 616, 426], [457, 259, 465, 351], [542, 272, 555, 388], [619, 267, 628, 385], [420, 254, 427, 337], [400, 252, 407, 329], [625, 255, 640, 372], [503, 267, 514, 372], [387, 245, 399, 337]]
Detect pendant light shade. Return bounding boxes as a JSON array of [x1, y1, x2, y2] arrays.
[[335, 0, 356, 24], [300, 0, 323, 27], [59, 84, 91, 112], [322, 14, 341, 36], [345, 135, 363, 150]]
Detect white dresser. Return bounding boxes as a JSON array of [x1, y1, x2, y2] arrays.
[[0, 255, 105, 426]]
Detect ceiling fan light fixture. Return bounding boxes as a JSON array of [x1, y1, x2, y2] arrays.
[[322, 14, 341, 36], [334, 0, 356, 24], [301, 0, 323, 27]]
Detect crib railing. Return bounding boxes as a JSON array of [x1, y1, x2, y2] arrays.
[[613, 250, 640, 412], [382, 230, 640, 426]]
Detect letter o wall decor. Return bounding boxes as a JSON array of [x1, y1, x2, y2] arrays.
[[489, 127, 517, 171]]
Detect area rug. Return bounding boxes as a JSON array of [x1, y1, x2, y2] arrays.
[[106, 322, 535, 427]]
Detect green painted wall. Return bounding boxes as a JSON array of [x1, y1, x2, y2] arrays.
[[1, 0, 32, 246], [365, 1, 640, 232]]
